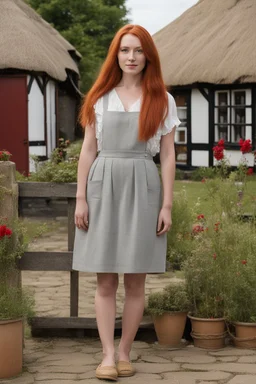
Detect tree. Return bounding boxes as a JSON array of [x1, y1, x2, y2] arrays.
[[26, 0, 130, 92]]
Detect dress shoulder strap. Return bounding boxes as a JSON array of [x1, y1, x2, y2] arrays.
[[103, 93, 109, 112]]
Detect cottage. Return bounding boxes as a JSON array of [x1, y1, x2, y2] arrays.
[[153, 0, 255, 169], [0, 0, 81, 174]]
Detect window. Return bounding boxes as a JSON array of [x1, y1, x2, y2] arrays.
[[174, 94, 187, 164], [214, 90, 252, 144]]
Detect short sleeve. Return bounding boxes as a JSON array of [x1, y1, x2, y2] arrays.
[[161, 92, 181, 136]]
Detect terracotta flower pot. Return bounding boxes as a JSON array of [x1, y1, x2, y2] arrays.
[[188, 315, 226, 349], [233, 321, 256, 349], [0, 319, 23, 379], [153, 312, 187, 347]]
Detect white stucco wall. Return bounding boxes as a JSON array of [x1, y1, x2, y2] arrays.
[[27, 76, 46, 171], [191, 150, 209, 167], [214, 150, 254, 167], [46, 80, 56, 157], [191, 89, 209, 144]]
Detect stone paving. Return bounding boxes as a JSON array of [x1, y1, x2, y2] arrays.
[[1, 338, 256, 384], [2, 218, 255, 384]]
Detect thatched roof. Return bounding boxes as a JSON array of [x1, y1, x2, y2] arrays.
[[0, 0, 81, 81], [153, 0, 256, 86]]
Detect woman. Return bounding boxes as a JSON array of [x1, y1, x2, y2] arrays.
[[72, 24, 180, 381]]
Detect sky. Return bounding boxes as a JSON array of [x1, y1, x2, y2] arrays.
[[126, 0, 199, 35]]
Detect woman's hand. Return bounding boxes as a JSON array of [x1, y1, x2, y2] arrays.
[[157, 207, 172, 236], [75, 197, 89, 231]]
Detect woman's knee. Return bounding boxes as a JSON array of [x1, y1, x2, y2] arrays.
[[96, 273, 119, 297], [124, 274, 146, 297]]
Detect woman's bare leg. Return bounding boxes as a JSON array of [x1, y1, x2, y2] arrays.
[[95, 273, 119, 366], [118, 273, 146, 361]]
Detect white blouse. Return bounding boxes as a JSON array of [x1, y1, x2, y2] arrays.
[[94, 89, 181, 156]]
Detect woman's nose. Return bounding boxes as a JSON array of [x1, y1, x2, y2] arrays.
[[128, 51, 135, 61]]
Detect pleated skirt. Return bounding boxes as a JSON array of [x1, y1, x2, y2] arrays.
[[72, 151, 167, 273]]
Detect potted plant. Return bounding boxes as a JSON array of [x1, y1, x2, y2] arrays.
[[146, 283, 190, 347], [0, 218, 35, 379], [224, 219, 256, 348], [184, 189, 256, 350], [183, 219, 227, 349]]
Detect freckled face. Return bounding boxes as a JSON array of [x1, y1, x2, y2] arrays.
[[117, 34, 146, 75]]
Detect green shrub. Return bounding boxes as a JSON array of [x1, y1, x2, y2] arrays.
[[0, 285, 35, 321], [175, 168, 185, 180], [167, 189, 195, 270], [146, 283, 190, 316], [67, 140, 83, 159], [28, 160, 78, 183], [190, 167, 217, 181]]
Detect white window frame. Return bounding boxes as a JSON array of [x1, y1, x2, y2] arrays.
[[214, 89, 252, 144]]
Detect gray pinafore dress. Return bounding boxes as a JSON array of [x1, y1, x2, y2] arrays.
[[72, 93, 167, 273]]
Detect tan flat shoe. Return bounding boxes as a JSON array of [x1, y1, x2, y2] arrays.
[[95, 364, 118, 381], [116, 361, 136, 377]]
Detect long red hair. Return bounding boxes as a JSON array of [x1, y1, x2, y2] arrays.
[[79, 24, 168, 141]]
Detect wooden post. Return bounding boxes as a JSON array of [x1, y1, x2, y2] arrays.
[[68, 198, 79, 317]]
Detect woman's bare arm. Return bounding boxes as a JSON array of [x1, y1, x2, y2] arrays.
[[157, 127, 176, 236], [76, 125, 98, 200], [75, 125, 97, 230]]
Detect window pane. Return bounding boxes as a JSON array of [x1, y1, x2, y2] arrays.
[[218, 92, 228, 105], [234, 91, 245, 105], [233, 107, 245, 124], [231, 125, 245, 143], [219, 107, 228, 123], [216, 125, 228, 141], [175, 145, 187, 164]]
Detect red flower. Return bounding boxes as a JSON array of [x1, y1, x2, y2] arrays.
[[192, 225, 205, 233], [201, 178, 206, 183], [213, 145, 224, 161], [241, 260, 247, 265], [197, 214, 205, 220], [247, 168, 254, 175], [5, 228, 12, 237], [214, 222, 221, 232], [218, 139, 225, 148], [239, 139, 252, 154], [0, 225, 7, 238], [0, 225, 12, 238], [213, 253, 217, 260]]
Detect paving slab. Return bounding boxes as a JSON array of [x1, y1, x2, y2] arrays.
[[133, 362, 180, 373], [209, 349, 256, 357], [237, 356, 256, 363], [227, 376, 256, 384], [182, 363, 256, 374], [172, 355, 216, 364], [164, 371, 232, 381]]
